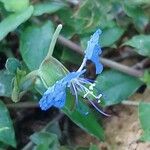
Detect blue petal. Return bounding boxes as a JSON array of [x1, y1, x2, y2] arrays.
[[85, 29, 103, 74], [39, 80, 66, 110]]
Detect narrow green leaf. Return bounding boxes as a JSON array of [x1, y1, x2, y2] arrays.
[[0, 100, 16, 147], [20, 21, 54, 70], [30, 132, 60, 150], [0, 70, 14, 97], [95, 70, 143, 106], [33, 2, 65, 16], [124, 35, 150, 56], [139, 102, 150, 141], [0, 5, 33, 41], [100, 27, 124, 47]]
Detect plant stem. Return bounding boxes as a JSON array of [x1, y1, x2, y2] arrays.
[[58, 35, 144, 78], [132, 58, 150, 69]]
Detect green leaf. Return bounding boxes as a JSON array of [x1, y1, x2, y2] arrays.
[[33, 1, 65, 16], [123, 3, 149, 31], [5, 58, 21, 75], [60, 146, 72, 150], [0, 100, 16, 147], [0, 142, 8, 150], [30, 132, 60, 150], [63, 95, 105, 140], [0, 70, 14, 97], [73, 0, 111, 34], [1, 0, 29, 12], [100, 27, 124, 47], [34, 77, 46, 95], [45, 122, 62, 140], [0, 5, 33, 41], [95, 70, 143, 106], [81, 25, 124, 49], [139, 102, 150, 141], [124, 35, 150, 56], [76, 147, 88, 150], [20, 21, 54, 70], [61, 48, 82, 65], [56, 7, 76, 35], [89, 144, 99, 150]]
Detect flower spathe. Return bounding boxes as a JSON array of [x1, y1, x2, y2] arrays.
[[39, 29, 108, 116]]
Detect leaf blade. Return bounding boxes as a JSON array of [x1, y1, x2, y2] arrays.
[[0, 100, 16, 147], [124, 35, 150, 56], [0, 5, 33, 41], [20, 21, 54, 70], [96, 70, 143, 106]]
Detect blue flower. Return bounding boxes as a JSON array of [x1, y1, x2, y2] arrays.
[[39, 70, 86, 110], [39, 29, 109, 116]]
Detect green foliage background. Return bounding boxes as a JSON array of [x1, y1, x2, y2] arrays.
[[0, 0, 149, 149]]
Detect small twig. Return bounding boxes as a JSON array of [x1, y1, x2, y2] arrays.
[[7, 102, 38, 108], [121, 100, 140, 106], [101, 58, 143, 77], [113, 53, 138, 62], [132, 58, 150, 69], [58, 36, 143, 77], [58, 35, 83, 55]]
